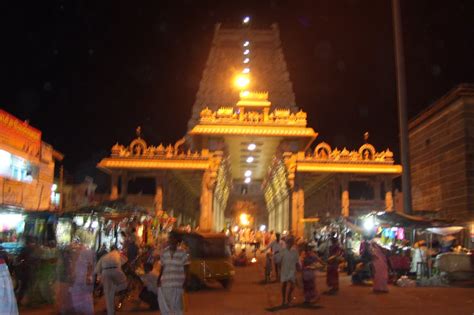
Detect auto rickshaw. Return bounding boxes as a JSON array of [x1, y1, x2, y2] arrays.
[[174, 231, 235, 290]]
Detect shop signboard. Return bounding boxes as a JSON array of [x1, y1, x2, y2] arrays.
[[0, 109, 42, 158]]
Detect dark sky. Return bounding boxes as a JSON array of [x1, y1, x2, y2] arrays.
[[1, 0, 473, 187]]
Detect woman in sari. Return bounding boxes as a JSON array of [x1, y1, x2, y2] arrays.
[[301, 244, 324, 303], [371, 241, 389, 293], [325, 236, 343, 295]]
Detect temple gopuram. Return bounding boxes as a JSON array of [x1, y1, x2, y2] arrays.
[[98, 21, 401, 237]]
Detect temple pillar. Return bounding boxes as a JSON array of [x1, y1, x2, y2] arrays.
[[154, 175, 164, 215], [291, 191, 298, 235], [120, 172, 128, 198], [297, 189, 305, 238], [384, 177, 394, 211], [341, 177, 350, 217], [199, 170, 215, 231], [110, 173, 119, 200], [291, 188, 305, 238]]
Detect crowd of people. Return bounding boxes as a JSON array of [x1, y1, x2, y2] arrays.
[[229, 229, 393, 307], [0, 223, 469, 314], [0, 225, 192, 315]]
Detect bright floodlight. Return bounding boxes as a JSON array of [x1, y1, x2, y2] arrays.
[[241, 90, 250, 97], [242, 68, 250, 74], [244, 177, 251, 184], [363, 216, 375, 231], [244, 170, 252, 177], [243, 58, 250, 64], [246, 156, 254, 163], [242, 16, 250, 24], [248, 143, 256, 151], [259, 224, 266, 232], [235, 75, 250, 88], [243, 41, 250, 47], [240, 213, 250, 226], [243, 49, 250, 55], [51, 184, 58, 192]]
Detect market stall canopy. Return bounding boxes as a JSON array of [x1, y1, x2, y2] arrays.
[[373, 211, 453, 228], [67, 199, 150, 220], [426, 226, 464, 235]]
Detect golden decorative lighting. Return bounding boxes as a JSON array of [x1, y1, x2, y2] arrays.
[[235, 75, 250, 88]]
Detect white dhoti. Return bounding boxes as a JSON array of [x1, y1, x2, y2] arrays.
[[101, 269, 127, 315], [158, 287, 184, 315], [0, 264, 19, 315]]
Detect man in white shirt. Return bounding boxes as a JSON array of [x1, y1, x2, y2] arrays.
[[279, 236, 299, 306], [95, 246, 128, 315], [157, 233, 189, 315], [263, 233, 285, 281]]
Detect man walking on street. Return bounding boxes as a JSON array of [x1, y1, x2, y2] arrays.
[[95, 245, 128, 315], [263, 232, 284, 281], [279, 236, 299, 307], [157, 232, 189, 315]]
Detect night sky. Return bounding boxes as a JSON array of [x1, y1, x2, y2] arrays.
[[1, 0, 473, 190]]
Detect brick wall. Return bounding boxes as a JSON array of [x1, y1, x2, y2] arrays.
[[409, 92, 474, 221]]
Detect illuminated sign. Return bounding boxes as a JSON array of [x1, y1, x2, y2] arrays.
[[0, 109, 42, 157]]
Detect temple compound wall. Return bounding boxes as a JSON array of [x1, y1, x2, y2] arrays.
[[409, 84, 474, 223]]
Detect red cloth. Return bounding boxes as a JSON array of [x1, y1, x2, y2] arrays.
[[0, 258, 5, 265], [326, 243, 343, 289], [389, 255, 410, 270]]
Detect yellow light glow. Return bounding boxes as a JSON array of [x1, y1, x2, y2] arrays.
[[240, 213, 250, 226], [241, 90, 250, 97], [235, 75, 250, 88]]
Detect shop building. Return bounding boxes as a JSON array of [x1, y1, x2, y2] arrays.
[[0, 109, 63, 211]]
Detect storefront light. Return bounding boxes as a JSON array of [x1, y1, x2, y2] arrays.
[[363, 216, 375, 231], [0, 150, 11, 168]]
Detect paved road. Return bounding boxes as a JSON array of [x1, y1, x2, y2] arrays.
[[21, 255, 474, 315]]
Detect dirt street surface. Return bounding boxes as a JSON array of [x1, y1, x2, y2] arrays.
[[21, 256, 474, 315]]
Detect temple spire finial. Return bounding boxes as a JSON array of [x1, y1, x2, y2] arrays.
[[364, 132, 369, 143], [136, 126, 142, 138]]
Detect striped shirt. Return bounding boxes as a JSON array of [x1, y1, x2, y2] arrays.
[[160, 248, 189, 288]]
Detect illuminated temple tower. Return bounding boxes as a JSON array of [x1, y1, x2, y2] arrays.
[[187, 23, 297, 130], [98, 19, 402, 237]]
